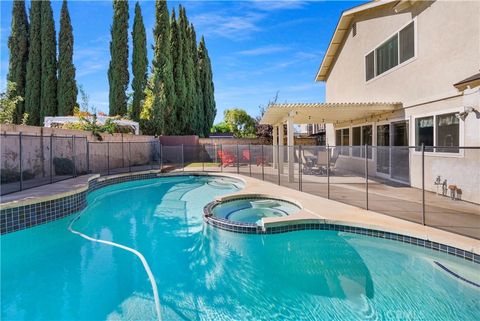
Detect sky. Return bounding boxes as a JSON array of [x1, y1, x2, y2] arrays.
[[0, 0, 363, 123]]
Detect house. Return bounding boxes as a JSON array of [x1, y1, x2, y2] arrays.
[[260, 0, 480, 203]]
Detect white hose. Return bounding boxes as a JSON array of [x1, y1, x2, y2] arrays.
[[68, 215, 162, 321]]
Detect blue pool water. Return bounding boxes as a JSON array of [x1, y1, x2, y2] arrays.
[[212, 198, 300, 223], [1, 175, 479, 320]]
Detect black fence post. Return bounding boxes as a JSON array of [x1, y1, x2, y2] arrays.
[[19, 132, 23, 191], [107, 141, 110, 175], [327, 145, 330, 199], [128, 142, 132, 172], [277, 145, 280, 185], [72, 135, 77, 177], [248, 144, 252, 177], [220, 144, 223, 172], [298, 145, 302, 191], [422, 144, 426, 225], [236, 144, 240, 174], [181, 144, 184, 171], [86, 139, 90, 174], [261, 144, 265, 181], [160, 143, 163, 172], [202, 144, 205, 172], [50, 134, 54, 183], [365, 144, 369, 210]]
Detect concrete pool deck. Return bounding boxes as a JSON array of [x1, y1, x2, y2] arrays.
[[1, 170, 479, 255]]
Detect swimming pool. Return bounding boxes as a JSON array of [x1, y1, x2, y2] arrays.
[[1, 175, 479, 320]]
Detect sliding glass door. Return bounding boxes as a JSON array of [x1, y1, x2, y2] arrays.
[[391, 121, 410, 183], [376, 124, 390, 175]]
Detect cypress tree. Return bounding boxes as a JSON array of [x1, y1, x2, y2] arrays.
[[40, 0, 58, 121], [170, 9, 186, 134], [198, 36, 216, 137], [24, 1, 42, 125], [131, 2, 147, 122], [58, 0, 77, 116], [150, 0, 175, 135], [108, 0, 129, 116], [179, 6, 196, 135], [189, 23, 204, 136], [7, 0, 29, 124]]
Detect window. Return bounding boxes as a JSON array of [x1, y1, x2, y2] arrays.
[[362, 125, 373, 159], [365, 52, 375, 81], [376, 34, 398, 75], [352, 127, 361, 156], [436, 113, 459, 153], [416, 116, 434, 151], [366, 21, 415, 81], [399, 22, 415, 63], [351, 125, 372, 158], [415, 113, 460, 153], [336, 128, 350, 155], [352, 22, 357, 37]]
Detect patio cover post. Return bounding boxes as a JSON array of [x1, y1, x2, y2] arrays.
[[278, 123, 284, 174], [287, 116, 294, 182]]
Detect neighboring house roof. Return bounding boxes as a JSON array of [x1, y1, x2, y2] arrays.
[[453, 72, 480, 91], [315, 0, 414, 82], [260, 102, 402, 125]]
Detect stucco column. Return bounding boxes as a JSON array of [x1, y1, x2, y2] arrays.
[[272, 125, 278, 168], [287, 117, 294, 182], [278, 123, 284, 174]]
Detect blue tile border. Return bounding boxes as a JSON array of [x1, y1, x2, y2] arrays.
[[433, 261, 480, 287], [0, 172, 162, 235], [204, 201, 480, 265]]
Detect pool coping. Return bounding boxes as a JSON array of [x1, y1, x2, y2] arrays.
[[1, 170, 479, 264]]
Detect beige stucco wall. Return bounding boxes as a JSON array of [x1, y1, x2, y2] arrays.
[[326, 0, 480, 105], [322, 0, 480, 203]]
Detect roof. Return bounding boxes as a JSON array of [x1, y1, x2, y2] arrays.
[[259, 102, 402, 125], [453, 72, 480, 91], [315, 0, 400, 82]]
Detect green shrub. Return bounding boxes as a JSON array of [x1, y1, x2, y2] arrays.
[[53, 157, 74, 175]]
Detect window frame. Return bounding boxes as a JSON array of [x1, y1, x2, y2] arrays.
[[365, 19, 417, 83], [412, 109, 464, 157]]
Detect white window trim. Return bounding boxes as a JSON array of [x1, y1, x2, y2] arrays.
[[365, 18, 417, 83], [412, 108, 464, 158]]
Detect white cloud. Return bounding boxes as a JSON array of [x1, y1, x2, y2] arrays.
[[249, 0, 308, 11], [236, 45, 290, 56], [190, 11, 265, 40]]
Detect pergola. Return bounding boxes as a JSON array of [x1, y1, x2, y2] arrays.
[[259, 102, 402, 182]]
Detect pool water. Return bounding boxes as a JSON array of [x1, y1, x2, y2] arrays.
[[1, 175, 479, 321], [212, 198, 300, 223]]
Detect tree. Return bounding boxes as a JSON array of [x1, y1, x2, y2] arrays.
[[169, 8, 186, 134], [1, 82, 24, 124], [40, 0, 58, 121], [24, 0, 42, 125], [221, 108, 256, 138], [179, 6, 196, 135], [131, 2, 147, 122], [7, 0, 29, 124], [58, 0, 77, 116], [108, 0, 129, 116], [255, 92, 277, 144], [150, 0, 175, 135], [198, 36, 216, 137], [189, 24, 204, 136]]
